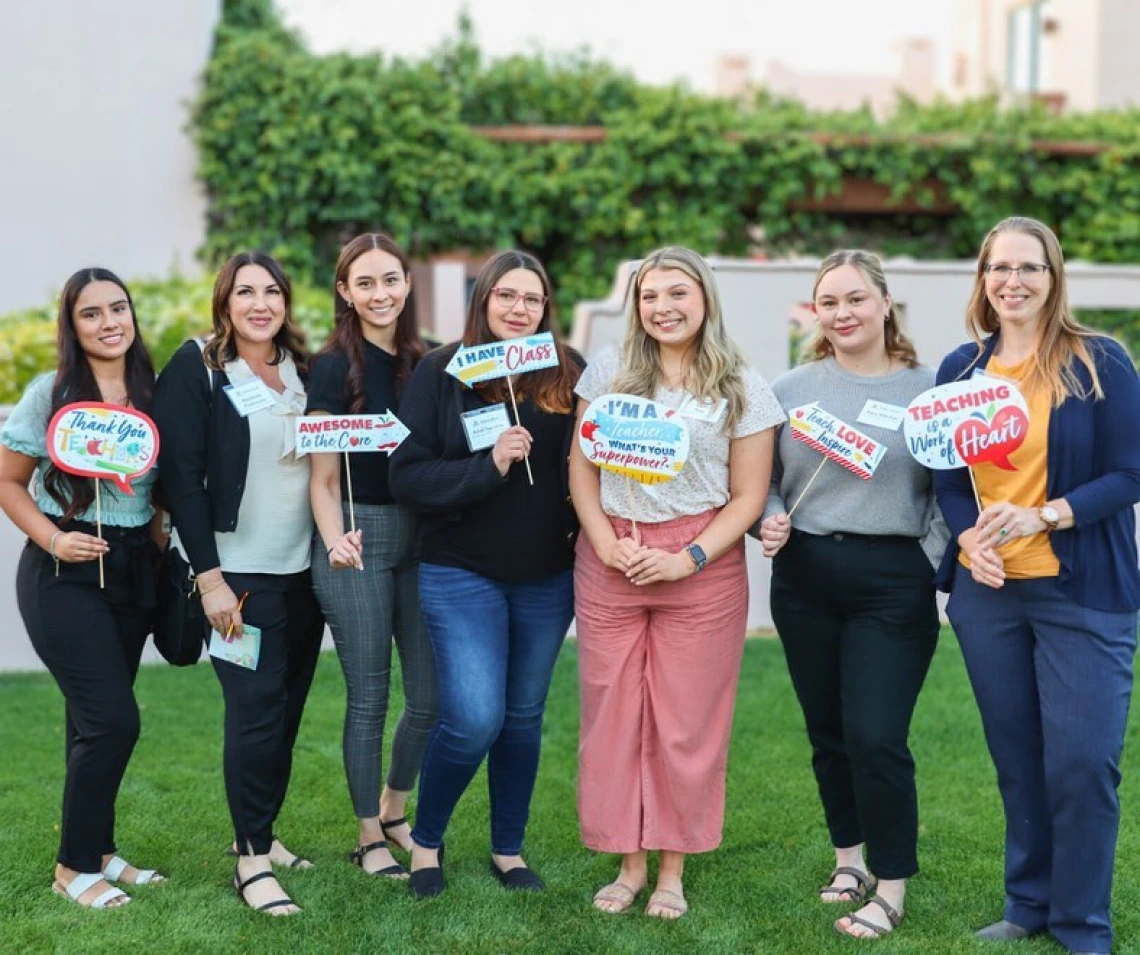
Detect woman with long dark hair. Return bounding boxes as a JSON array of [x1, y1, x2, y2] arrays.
[[153, 251, 324, 915], [0, 268, 164, 908], [389, 250, 583, 899], [308, 233, 435, 878]]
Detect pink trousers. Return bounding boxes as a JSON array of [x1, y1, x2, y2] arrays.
[[575, 509, 748, 854]]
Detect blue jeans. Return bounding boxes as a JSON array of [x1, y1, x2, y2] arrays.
[[412, 563, 574, 855], [948, 572, 1137, 954]]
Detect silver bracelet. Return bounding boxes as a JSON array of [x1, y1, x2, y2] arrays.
[[48, 530, 63, 559]]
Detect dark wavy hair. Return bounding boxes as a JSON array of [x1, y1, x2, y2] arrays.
[[321, 233, 425, 411], [462, 250, 580, 414], [202, 251, 309, 375], [45, 268, 156, 523]]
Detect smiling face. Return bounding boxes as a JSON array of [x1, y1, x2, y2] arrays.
[[983, 231, 1052, 332], [72, 280, 136, 363], [227, 264, 286, 349], [337, 247, 410, 346], [812, 264, 890, 363], [637, 267, 706, 353], [486, 267, 546, 341]]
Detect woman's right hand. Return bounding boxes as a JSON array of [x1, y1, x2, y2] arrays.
[[201, 578, 241, 638], [51, 531, 109, 563], [599, 536, 644, 573], [758, 513, 791, 558], [327, 529, 363, 570], [491, 426, 533, 476], [958, 528, 1005, 589]]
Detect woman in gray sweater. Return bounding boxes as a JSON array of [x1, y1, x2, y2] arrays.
[[758, 250, 947, 940]]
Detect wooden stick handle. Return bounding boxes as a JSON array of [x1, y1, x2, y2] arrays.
[[344, 450, 356, 533], [506, 376, 534, 486], [95, 480, 104, 590], [787, 457, 827, 518]]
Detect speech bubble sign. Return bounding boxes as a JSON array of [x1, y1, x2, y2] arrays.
[[578, 393, 689, 485], [444, 332, 560, 387], [47, 402, 159, 495], [295, 413, 410, 457], [788, 402, 886, 480], [904, 377, 1029, 471]]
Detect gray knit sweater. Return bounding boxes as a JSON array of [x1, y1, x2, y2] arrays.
[[762, 358, 949, 569]]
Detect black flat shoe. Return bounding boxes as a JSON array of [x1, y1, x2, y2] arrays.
[[975, 920, 1037, 941], [489, 859, 545, 892], [349, 840, 407, 878], [407, 844, 445, 900]]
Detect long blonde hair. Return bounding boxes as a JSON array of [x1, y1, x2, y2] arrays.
[[612, 246, 748, 434], [802, 249, 919, 367], [966, 216, 1103, 405]]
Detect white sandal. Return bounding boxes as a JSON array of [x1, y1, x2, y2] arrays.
[[53, 872, 130, 909], [103, 855, 165, 885]]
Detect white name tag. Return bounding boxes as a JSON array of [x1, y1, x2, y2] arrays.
[[224, 378, 277, 417], [856, 399, 907, 431], [678, 395, 727, 424], [461, 403, 511, 452]]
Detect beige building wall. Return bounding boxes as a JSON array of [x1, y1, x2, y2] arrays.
[[1097, 0, 1140, 109], [0, 2, 217, 314]]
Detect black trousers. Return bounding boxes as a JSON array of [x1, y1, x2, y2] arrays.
[[211, 570, 324, 856], [770, 531, 938, 880], [17, 530, 155, 873]]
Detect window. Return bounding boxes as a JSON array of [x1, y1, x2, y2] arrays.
[[1006, 1, 1053, 95]]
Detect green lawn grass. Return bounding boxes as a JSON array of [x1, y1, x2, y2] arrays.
[[1, 634, 1137, 954]]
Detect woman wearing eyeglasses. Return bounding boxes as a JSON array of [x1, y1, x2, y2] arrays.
[[389, 250, 583, 899], [935, 217, 1140, 955]]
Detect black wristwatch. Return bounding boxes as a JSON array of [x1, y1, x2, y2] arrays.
[[684, 543, 707, 572]]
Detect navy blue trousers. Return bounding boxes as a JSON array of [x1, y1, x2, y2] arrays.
[[948, 572, 1136, 954]]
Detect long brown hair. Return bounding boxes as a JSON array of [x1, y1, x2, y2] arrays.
[[802, 249, 919, 368], [45, 268, 157, 523], [462, 250, 579, 414], [321, 233, 425, 412], [202, 251, 309, 375], [965, 216, 1102, 405]]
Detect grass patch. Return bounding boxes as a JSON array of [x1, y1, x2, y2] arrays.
[[1, 635, 1137, 953]]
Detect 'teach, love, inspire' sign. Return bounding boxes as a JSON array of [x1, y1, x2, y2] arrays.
[[444, 332, 560, 387], [47, 402, 159, 494], [578, 393, 690, 485], [294, 414, 410, 456], [788, 403, 886, 480]]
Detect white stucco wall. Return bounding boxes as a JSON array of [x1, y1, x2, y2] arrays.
[[0, 2, 218, 314]]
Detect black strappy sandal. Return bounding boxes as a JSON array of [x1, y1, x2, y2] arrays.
[[380, 816, 413, 851], [233, 868, 298, 914], [349, 840, 407, 878]]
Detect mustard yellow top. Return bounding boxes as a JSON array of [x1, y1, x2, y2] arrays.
[[959, 356, 1059, 578]]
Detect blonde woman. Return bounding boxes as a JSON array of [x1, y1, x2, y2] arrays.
[[936, 217, 1140, 954], [570, 246, 783, 919], [759, 251, 947, 940]]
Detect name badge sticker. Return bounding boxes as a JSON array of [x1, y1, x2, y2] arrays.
[[856, 399, 908, 432], [461, 403, 512, 452], [677, 395, 728, 425], [224, 378, 277, 417]]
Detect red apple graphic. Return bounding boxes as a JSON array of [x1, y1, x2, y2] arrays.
[[86, 439, 102, 455], [581, 419, 599, 441], [349, 436, 360, 447]]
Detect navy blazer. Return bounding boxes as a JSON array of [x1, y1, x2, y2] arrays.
[[934, 333, 1140, 611]]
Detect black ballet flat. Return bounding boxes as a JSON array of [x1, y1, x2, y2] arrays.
[[407, 843, 446, 900], [489, 859, 545, 892]]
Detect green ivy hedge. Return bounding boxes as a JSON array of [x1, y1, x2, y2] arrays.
[[188, 7, 1140, 324]]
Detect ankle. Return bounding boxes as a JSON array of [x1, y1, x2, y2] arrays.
[[834, 844, 867, 871], [874, 878, 906, 909], [380, 788, 409, 821], [358, 817, 383, 846]]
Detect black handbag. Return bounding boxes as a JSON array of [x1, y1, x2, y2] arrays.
[[152, 543, 208, 666]]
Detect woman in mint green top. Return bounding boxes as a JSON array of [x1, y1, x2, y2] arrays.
[[0, 267, 165, 910]]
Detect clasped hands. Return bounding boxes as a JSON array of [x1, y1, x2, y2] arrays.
[[961, 502, 1048, 589], [600, 536, 696, 586]]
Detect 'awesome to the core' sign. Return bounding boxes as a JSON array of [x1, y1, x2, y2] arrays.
[[295, 414, 410, 456]]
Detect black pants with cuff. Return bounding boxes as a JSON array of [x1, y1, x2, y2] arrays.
[[210, 570, 324, 856], [770, 530, 939, 880], [17, 526, 157, 874]]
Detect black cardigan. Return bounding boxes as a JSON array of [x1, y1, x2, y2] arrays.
[[152, 340, 253, 574]]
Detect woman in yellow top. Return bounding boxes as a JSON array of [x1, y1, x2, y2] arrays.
[[934, 216, 1140, 955]]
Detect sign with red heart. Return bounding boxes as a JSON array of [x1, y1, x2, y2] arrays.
[[903, 378, 1029, 470]]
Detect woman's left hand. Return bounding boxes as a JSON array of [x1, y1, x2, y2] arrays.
[[976, 502, 1046, 547], [625, 548, 696, 586]]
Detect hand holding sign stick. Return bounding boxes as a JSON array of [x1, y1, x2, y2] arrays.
[[445, 332, 561, 486], [46, 402, 160, 589]]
